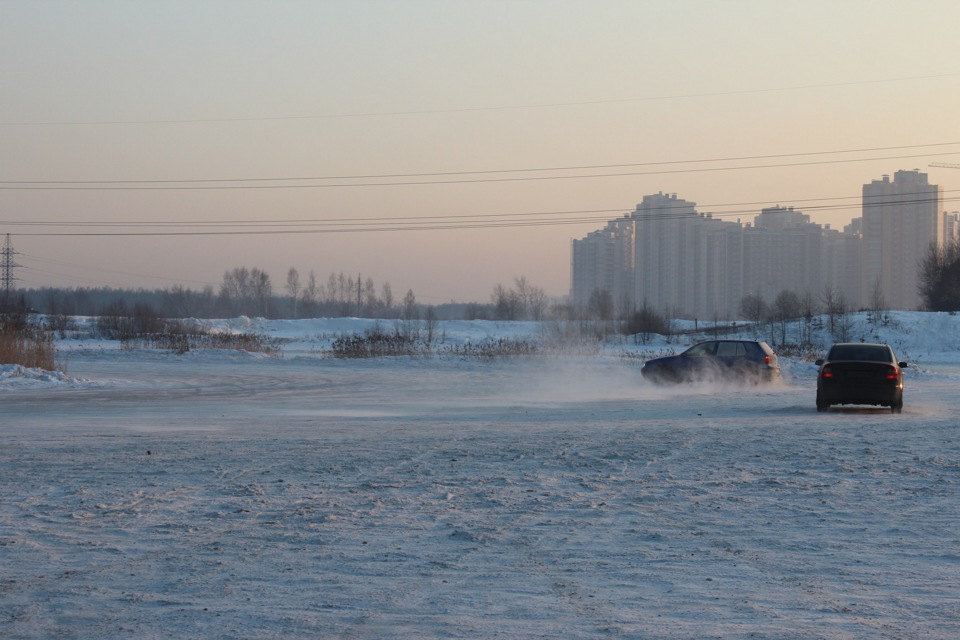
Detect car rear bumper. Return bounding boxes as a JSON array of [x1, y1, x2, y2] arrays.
[[818, 381, 902, 406]]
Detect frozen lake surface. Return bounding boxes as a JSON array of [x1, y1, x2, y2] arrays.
[[3, 315, 960, 638]]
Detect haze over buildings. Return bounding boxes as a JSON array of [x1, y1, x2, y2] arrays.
[[571, 170, 954, 318], [2, 2, 959, 303]]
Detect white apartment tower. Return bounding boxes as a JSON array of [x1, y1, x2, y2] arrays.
[[632, 193, 698, 315], [570, 216, 635, 311], [632, 193, 743, 319], [861, 170, 942, 310], [943, 211, 960, 246], [743, 206, 823, 304]]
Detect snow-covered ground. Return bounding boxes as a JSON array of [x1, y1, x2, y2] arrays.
[[2, 312, 960, 638]]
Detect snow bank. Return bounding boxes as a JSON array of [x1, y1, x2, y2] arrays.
[[0, 363, 87, 388]]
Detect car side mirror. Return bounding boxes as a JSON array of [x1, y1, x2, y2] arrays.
[[815, 359, 824, 366], [899, 362, 908, 368]]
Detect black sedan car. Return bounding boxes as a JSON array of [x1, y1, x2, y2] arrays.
[[815, 342, 906, 413], [641, 339, 780, 384]]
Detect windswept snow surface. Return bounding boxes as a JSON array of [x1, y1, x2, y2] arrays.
[[3, 313, 960, 638]]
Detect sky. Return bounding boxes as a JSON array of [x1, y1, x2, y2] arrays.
[[2, 0, 959, 304]]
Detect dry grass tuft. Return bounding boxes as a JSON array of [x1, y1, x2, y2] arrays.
[[0, 317, 57, 371]]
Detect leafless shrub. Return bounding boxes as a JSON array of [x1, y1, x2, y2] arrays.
[[118, 319, 282, 356], [45, 314, 78, 339], [330, 329, 428, 358], [438, 338, 539, 359], [329, 330, 543, 360], [771, 343, 822, 361]]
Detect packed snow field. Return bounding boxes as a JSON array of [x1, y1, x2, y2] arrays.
[[3, 312, 960, 638]]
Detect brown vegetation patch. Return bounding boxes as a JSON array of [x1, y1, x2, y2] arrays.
[[0, 316, 57, 371]]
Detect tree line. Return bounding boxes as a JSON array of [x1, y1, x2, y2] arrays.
[[920, 239, 960, 312], [17, 268, 419, 321], [14, 268, 558, 323], [14, 245, 957, 337]]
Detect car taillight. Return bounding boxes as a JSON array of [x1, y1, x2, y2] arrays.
[[822, 365, 833, 379], [886, 366, 899, 380], [764, 355, 771, 365]]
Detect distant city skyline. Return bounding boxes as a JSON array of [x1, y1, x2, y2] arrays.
[[572, 170, 952, 318], [2, 2, 959, 303]]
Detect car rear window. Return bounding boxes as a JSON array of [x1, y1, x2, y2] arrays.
[[827, 345, 892, 362], [717, 342, 747, 357]]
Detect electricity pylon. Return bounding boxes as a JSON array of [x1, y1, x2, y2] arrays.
[[1, 233, 21, 310]]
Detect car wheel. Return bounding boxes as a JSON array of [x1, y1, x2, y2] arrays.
[[816, 392, 829, 413], [891, 399, 903, 414]]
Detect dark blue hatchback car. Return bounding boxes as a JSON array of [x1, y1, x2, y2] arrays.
[[641, 339, 780, 384]]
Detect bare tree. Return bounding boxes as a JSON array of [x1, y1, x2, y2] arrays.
[[399, 289, 418, 338], [219, 266, 249, 315], [834, 292, 852, 342], [164, 284, 191, 318], [381, 282, 394, 316], [799, 291, 818, 347], [326, 272, 338, 306], [221, 267, 271, 316], [869, 279, 887, 324], [740, 293, 766, 326], [301, 270, 318, 317], [401, 289, 417, 321], [424, 306, 438, 344], [773, 290, 801, 345], [527, 284, 547, 321], [339, 273, 352, 315], [363, 277, 377, 316], [491, 283, 522, 320], [587, 288, 614, 321], [820, 285, 841, 337], [483, 276, 549, 321], [286, 268, 301, 318], [252, 268, 272, 317], [513, 276, 531, 319]]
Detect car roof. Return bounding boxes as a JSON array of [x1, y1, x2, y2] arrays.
[[829, 342, 890, 348]]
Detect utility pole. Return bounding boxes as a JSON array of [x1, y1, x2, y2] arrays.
[[1, 233, 21, 312]]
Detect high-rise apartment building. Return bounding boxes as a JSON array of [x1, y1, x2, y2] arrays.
[[632, 193, 698, 315], [943, 211, 960, 246], [742, 206, 823, 304], [630, 193, 744, 319], [570, 217, 635, 311], [861, 170, 942, 310]]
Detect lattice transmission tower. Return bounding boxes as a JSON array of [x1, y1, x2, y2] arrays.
[[1, 233, 21, 311]]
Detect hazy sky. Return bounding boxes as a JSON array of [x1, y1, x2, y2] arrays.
[[2, 1, 959, 303]]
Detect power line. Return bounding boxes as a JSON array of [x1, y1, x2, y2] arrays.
[[6, 193, 958, 237], [3, 150, 960, 191], [3, 188, 957, 228], [4, 142, 959, 185], [2, 71, 958, 126]]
